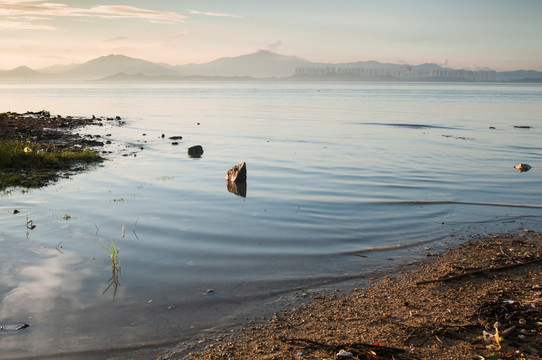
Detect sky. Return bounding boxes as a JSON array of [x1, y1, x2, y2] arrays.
[[1, 0, 541, 71]]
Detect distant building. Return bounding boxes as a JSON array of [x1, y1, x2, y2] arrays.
[[294, 65, 497, 81]]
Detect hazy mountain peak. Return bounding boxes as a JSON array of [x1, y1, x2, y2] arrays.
[[59, 53, 179, 80]]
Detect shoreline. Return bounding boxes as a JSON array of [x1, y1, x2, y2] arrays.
[[0, 110, 120, 190], [159, 231, 542, 360]]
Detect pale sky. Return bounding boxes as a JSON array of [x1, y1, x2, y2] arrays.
[[1, 0, 541, 71]]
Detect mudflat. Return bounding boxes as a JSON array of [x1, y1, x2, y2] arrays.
[[161, 232, 542, 360]]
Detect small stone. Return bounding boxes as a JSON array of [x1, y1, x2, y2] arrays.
[[12, 209, 19, 214], [206, 289, 214, 293], [337, 349, 353, 358], [171, 142, 179, 146], [169, 136, 183, 140]]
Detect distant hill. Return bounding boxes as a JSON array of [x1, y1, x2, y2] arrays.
[[1, 51, 542, 82], [97, 72, 255, 82], [58, 54, 179, 80], [37, 63, 79, 75], [0, 66, 45, 81], [175, 50, 312, 77]]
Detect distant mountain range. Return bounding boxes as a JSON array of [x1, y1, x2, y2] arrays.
[[1, 50, 541, 82]]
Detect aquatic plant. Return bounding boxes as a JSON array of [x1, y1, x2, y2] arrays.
[[101, 237, 121, 300], [101, 238, 121, 270]]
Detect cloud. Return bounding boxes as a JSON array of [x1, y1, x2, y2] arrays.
[[266, 40, 282, 52], [90, 5, 185, 22], [0, 19, 55, 30], [0, 1, 185, 23], [187, 9, 240, 18]]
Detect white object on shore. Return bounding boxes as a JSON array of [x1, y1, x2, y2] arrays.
[[337, 349, 353, 358]]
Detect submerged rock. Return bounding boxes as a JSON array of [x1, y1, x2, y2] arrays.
[[226, 162, 247, 183], [514, 163, 532, 172], [169, 136, 183, 140]]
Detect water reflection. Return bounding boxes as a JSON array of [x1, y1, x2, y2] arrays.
[[0, 253, 90, 320], [227, 181, 247, 197], [103, 266, 121, 300]]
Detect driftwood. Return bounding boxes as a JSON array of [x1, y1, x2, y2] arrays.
[[416, 256, 542, 285]]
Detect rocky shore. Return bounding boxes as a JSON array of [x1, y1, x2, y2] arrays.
[[160, 232, 542, 360], [0, 110, 119, 190]]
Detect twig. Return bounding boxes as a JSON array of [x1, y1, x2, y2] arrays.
[[416, 256, 542, 285]]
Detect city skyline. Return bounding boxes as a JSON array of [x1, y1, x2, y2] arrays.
[[1, 0, 541, 71]]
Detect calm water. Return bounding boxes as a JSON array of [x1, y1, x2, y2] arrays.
[[1, 82, 541, 359]]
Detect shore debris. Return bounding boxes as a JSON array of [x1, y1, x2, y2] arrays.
[[514, 163, 532, 172]]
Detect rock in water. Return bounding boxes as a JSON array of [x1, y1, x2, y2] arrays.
[[226, 162, 246, 183], [188, 145, 204, 158], [514, 163, 531, 172]]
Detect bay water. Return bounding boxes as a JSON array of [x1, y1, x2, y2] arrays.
[[0, 82, 541, 359]]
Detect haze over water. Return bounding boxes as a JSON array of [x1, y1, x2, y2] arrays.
[[0, 81, 541, 359]]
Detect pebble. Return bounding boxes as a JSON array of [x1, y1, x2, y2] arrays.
[[337, 349, 353, 358]]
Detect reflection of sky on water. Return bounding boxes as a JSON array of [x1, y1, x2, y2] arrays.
[[1, 253, 92, 320]]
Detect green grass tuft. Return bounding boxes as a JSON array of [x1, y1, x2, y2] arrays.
[[0, 140, 103, 190]]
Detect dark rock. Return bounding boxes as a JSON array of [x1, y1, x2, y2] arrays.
[[514, 125, 531, 129], [489, 126, 496, 129], [226, 162, 247, 183], [514, 163, 532, 172], [169, 136, 183, 140], [12, 209, 19, 214], [171, 142, 179, 145], [188, 145, 204, 158], [161, 134, 165, 138], [115, 116, 121, 120]]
